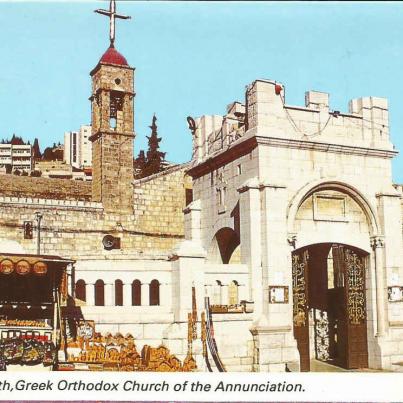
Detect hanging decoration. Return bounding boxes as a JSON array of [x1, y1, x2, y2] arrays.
[[0, 259, 14, 274], [15, 260, 30, 275], [292, 250, 309, 327]]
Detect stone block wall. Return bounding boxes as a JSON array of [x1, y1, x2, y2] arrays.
[[133, 164, 192, 238], [0, 164, 190, 259]]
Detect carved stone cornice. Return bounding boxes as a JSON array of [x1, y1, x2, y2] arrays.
[[287, 233, 297, 249], [255, 136, 398, 159], [237, 177, 260, 194], [370, 236, 385, 249]]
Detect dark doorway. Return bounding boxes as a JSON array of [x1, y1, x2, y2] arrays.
[[292, 243, 369, 371]]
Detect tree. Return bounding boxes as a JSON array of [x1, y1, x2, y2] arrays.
[[42, 144, 63, 161], [32, 138, 41, 160], [10, 134, 25, 145], [30, 170, 42, 177], [143, 114, 166, 177], [134, 150, 146, 179]]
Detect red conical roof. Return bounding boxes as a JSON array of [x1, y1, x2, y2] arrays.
[[99, 46, 128, 66]]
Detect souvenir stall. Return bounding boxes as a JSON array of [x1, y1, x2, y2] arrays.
[[57, 316, 197, 372], [0, 253, 73, 370]]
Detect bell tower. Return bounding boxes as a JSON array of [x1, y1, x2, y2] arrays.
[[89, 0, 135, 213]]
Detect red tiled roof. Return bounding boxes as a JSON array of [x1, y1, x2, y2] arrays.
[[99, 46, 128, 66]]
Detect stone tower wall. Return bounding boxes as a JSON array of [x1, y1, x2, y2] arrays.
[[90, 63, 135, 212]]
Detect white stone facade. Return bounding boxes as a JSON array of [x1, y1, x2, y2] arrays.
[[0, 143, 32, 173], [1, 66, 402, 371], [64, 125, 92, 169], [185, 79, 403, 371]]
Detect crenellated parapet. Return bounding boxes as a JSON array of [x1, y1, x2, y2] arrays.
[[192, 79, 396, 162]]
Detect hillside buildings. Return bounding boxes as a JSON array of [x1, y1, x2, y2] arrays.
[[64, 125, 92, 169], [0, 143, 32, 173]]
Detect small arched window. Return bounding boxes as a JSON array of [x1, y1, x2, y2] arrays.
[[228, 280, 239, 305], [132, 280, 141, 306], [149, 279, 160, 306], [75, 279, 86, 302], [94, 279, 105, 306], [115, 279, 123, 306]]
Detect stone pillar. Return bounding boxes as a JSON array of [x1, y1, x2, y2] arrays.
[[184, 199, 202, 242], [170, 241, 206, 322], [238, 284, 248, 302], [86, 283, 95, 306], [204, 284, 212, 300], [221, 284, 229, 305], [249, 182, 299, 372], [160, 283, 171, 307], [68, 264, 73, 297], [141, 283, 149, 306], [376, 192, 403, 332], [105, 283, 114, 306], [371, 237, 386, 336], [123, 283, 132, 307], [237, 177, 262, 315]]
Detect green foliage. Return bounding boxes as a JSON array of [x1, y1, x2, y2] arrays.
[[134, 115, 166, 179]]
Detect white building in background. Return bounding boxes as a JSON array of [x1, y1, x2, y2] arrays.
[[64, 125, 92, 169], [0, 143, 32, 173]]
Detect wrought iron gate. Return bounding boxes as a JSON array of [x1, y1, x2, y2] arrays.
[[292, 244, 368, 371], [292, 249, 310, 371]]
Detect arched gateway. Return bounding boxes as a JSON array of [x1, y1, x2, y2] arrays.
[[292, 243, 368, 371], [184, 78, 402, 372]]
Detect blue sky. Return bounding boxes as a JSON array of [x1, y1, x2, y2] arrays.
[[0, 1, 402, 182]]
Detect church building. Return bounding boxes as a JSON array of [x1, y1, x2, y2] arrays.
[[0, 1, 402, 372]]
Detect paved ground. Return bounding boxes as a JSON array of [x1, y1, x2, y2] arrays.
[[310, 359, 389, 372]]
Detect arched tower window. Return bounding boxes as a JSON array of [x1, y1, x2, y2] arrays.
[[208, 227, 240, 264], [75, 279, 86, 302], [228, 280, 239, 305], [94, 279, 105, 306], [149, 279, 160, 306], [132, 280, 141, 306], [115, 279, 123, 306]]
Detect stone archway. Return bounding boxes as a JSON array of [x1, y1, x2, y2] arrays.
[[287, 179, 381, 238], [292, 243, 369, 371], [286, 180, 384, 371], [208, 227, 240, 264]]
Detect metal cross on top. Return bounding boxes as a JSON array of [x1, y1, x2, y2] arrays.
[[95, 0, 131, 47]]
